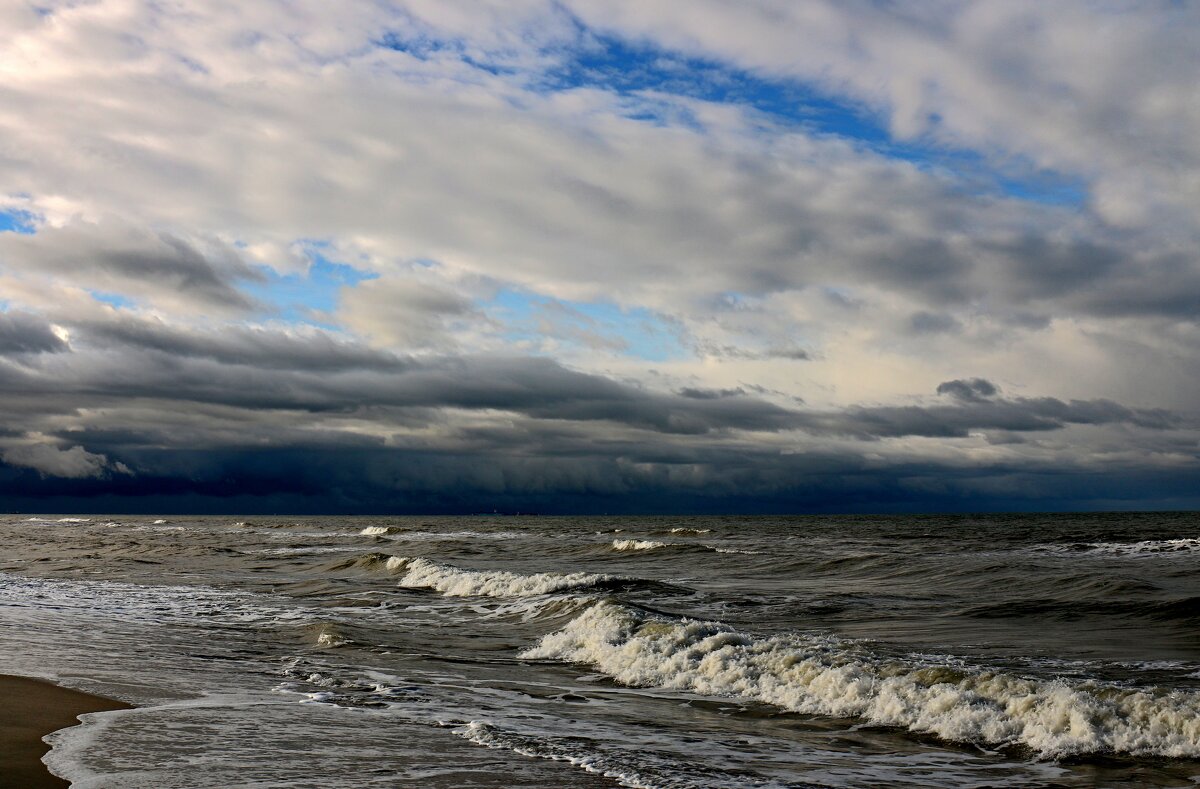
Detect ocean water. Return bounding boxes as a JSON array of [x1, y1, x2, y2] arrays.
[[3, 513, 1200, 788]]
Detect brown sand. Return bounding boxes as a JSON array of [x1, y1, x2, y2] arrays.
[[0, 674, 132, 789]]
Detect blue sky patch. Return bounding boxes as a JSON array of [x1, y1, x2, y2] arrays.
[[243, 245, 377, 324], [0, 209, 37, 234], [86, 289, 136, 309], [542, 32, 1088, 208], [486, 287, 685, 361]]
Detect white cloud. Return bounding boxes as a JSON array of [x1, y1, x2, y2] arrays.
[[1, 440, 130, 479]]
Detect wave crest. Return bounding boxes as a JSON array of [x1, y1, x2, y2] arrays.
[[523, 602, 1200, 758], [388, 556, 617, 598], [611, 539, 667, 552]]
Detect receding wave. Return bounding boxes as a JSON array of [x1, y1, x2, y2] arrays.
[[524, 601, 1200, 758], [450, 720, 775, 789], [387, 556, 619, 598]]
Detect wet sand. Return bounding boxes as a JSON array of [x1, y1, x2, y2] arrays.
[[0, 674, 132, 789]]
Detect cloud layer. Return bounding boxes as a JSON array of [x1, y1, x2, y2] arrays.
[[0, 1, 1195, 512]]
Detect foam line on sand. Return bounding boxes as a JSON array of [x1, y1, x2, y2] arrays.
[[0, 674, 132, 789]]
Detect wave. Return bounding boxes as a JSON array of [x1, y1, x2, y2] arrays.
[[612, 539, 668, 552], [360, 525, 400, 536], [523, 601, 1200, 759], [360, 525, 525, 541], [668, 527, 711, 535], [387, 556, 619, 598], [707, 546, 762, 555], [610, 539, 759, 557], [961, 594, 1200, 624], [450, 720, 776, 789], [25, 517, 92, 523], [1037, 538, 1200, 557]]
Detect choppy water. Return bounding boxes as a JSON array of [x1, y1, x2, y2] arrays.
[[3, 513, 1200, 788]]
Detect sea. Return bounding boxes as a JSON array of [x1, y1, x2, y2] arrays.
[[2, 512, 1200, 788]]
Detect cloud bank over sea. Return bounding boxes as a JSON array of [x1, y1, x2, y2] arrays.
[[0, 1, 1196, 512]]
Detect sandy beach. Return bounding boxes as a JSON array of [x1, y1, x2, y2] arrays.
[[0, 674, 131, 789]]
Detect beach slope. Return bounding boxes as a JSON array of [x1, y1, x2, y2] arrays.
[[0, 674, 132, 789]]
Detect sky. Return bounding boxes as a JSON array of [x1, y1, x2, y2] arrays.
[[0, 0, 1197, 514]]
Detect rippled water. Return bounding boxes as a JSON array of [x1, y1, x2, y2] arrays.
[[3, 512, 1200, 788]]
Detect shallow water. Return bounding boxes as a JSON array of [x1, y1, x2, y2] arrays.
[[3, 512, 1200, 787]]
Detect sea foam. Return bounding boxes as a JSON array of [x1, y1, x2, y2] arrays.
[[611, 539, 667, 552], [523, 601, 1200, 758], [387, 556, 616, 598], [1055, 538, 1200, 557]]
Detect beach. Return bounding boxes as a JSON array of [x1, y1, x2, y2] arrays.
[[0, 674, 131, 789]]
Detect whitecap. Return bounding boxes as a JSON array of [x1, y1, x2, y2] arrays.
[[387, 556, 616, 598], [1037, 538, 1200, 557], [524, 601, 1200, 759], [611, 539, 667, 552]]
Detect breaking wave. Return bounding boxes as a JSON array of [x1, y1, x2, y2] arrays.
[[612, 539, 668, 552], [387, 556, 619, 598], [1037, 538, 1200, 557], [25, 517, 92, 523], [523, 601, 1200, 759]]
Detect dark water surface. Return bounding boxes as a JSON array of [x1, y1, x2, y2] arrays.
[[2, 512, 1199, 787]]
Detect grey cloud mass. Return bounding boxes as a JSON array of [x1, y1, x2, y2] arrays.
[[0, 312, 67, 355], [0, 1, 1195, 511]]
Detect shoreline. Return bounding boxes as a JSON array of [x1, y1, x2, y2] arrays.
[[0, 674, 132, 789]]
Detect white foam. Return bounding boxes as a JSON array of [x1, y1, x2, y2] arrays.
[[1036, 537, 1200, 556], [386, 556, 615, 598], [315, 629, 349, 648], [363, 526, 525, 541], [669, 528, 711, 535], [523, 602, 1200, 759], [25, 517, 92, 523], [452, 720, 662, 789], [611, 539, 667, 552]]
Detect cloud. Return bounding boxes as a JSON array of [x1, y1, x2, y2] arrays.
[[1, 441, 130, 479], [0, 219, 262, 314], [0, 312, 68, 355], [0, 2, 1192, 511], [936, 378, 999, 402], [336, 273, 476, 349]]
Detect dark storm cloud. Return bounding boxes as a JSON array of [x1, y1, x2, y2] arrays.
[[0, 317, 1180, 444], [936, 378, 999, 402], [3, 439, 1198, 515], [800, 396, 1176, 440], [0, 312, 1188, 506], [0, 312, 67, 354], [78, 314, 408, 371]]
